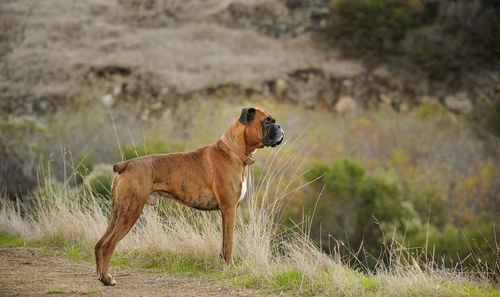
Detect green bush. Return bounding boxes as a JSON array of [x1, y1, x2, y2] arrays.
[[409, 215, 500, 274], [326, 0, 424, 54], [299, 157, 500, 272], [410, 185, 447, 227], [0, 115, 47, 197], [475, 97, 500, 138], [413, 103, 446, 120], [404, 0, 500, 81], [303, 158, 419, 258], [405, 28, 468, 81], [84, 163, 114, 199], [324, 0, 500, 83], [72, 152, 95, 186]]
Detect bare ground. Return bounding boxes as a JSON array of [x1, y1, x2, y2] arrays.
[[0, 247, 281, 297]]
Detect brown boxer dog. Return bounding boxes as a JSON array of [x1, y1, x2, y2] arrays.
[[94, 107, 284, 286]]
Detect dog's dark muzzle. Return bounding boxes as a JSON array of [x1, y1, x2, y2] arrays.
[[263, 124, 284, 147]]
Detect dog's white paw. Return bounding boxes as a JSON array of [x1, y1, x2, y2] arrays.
[[98, 273, 116, 286]]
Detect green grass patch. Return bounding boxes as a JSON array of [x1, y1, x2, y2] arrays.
[[62, 244, 87, 261], [273, 268, 302, 290], [131, 250, 222, 276], [47, 285, 68, 293], [441, 281, 500, 297], [359, 274, 381, 293], [231, 267, 322, 295], [110, 253, 133, 267], [0, 233, 25, 247]]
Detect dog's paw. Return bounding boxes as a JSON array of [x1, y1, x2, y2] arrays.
[[109, 278, 117, 286], [98, 273, 116, 286]]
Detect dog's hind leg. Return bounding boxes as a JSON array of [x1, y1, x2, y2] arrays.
[[95, 175, 120, 280], [95, 173, 149, 286]]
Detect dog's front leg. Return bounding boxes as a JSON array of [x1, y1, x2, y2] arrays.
[[220, 204, 237, 266]]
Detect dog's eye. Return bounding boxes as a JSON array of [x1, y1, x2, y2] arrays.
[[263, 118, 271, 126]]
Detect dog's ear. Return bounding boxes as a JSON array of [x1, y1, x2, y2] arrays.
[[238, 108, 256, 124]]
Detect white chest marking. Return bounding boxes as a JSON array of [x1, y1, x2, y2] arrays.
[[238, 178, 247, 202]]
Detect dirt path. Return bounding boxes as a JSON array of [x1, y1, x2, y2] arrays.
[[0, 247, 280, 297]]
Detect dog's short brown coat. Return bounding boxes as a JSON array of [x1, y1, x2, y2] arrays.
[[94, 107, 283, 286]]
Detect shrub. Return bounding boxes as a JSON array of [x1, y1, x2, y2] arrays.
[[408, 215, 500, 274], [405, 27, 468, 81], [0, 115, 47, 197], [72, 152, 95, 186], [410, 185, 447, 227], [302, 158, 419, 262], [84, 164, 114, 199], [324, 0, 500, 83], [413, 103, 445, 120], [473, 96, 500, 141], [299, 156, 500, 272], [326, 0, 425, 54]]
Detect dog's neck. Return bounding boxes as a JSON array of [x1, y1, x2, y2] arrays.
[[224, 121, 256, 156]]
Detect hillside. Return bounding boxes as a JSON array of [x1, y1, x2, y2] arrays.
[[2, 0, 497, 116], [1, 1, 500, 296], [1, 0, 356, 114]]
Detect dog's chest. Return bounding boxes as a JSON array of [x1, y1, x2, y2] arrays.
[[238, 178, 247, 202]]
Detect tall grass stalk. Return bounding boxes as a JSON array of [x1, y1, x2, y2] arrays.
[[0, 139, 498, 296]]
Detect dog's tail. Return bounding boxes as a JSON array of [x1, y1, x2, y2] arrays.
[[113, 161, 129, 174]]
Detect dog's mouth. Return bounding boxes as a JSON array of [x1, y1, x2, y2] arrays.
[[262, 126, 284, 147], [273, 133, 284, 147]]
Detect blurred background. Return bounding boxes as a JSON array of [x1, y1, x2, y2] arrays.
[[1, 0, 499, 272]]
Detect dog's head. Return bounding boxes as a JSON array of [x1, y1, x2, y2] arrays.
[[238, 107, 284, 148]]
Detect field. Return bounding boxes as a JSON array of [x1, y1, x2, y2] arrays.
[[1, 98, 500, 296]]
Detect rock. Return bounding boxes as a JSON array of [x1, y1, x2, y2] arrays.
[[342, 79, 352, 87], [444, 93, 473, 114], [334, 95, 356, 114], [310, 7, 329, 21], [39, 100, 48, 111], [299, 94, 316, 109], [274, 78, 287, 98], [379, 93, 392, 105], [373, 66, 391, 79], [112, 85, 121, 96], [141, 109, 150, 121], [25, 102, 33, 114], [151, 102, 162, 110], [419, 95, 439, 105], [100, 94, 114, 108], [161, 86, 169, 95], [262, 83, 270, 97], [399, 102, 409, 112]]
